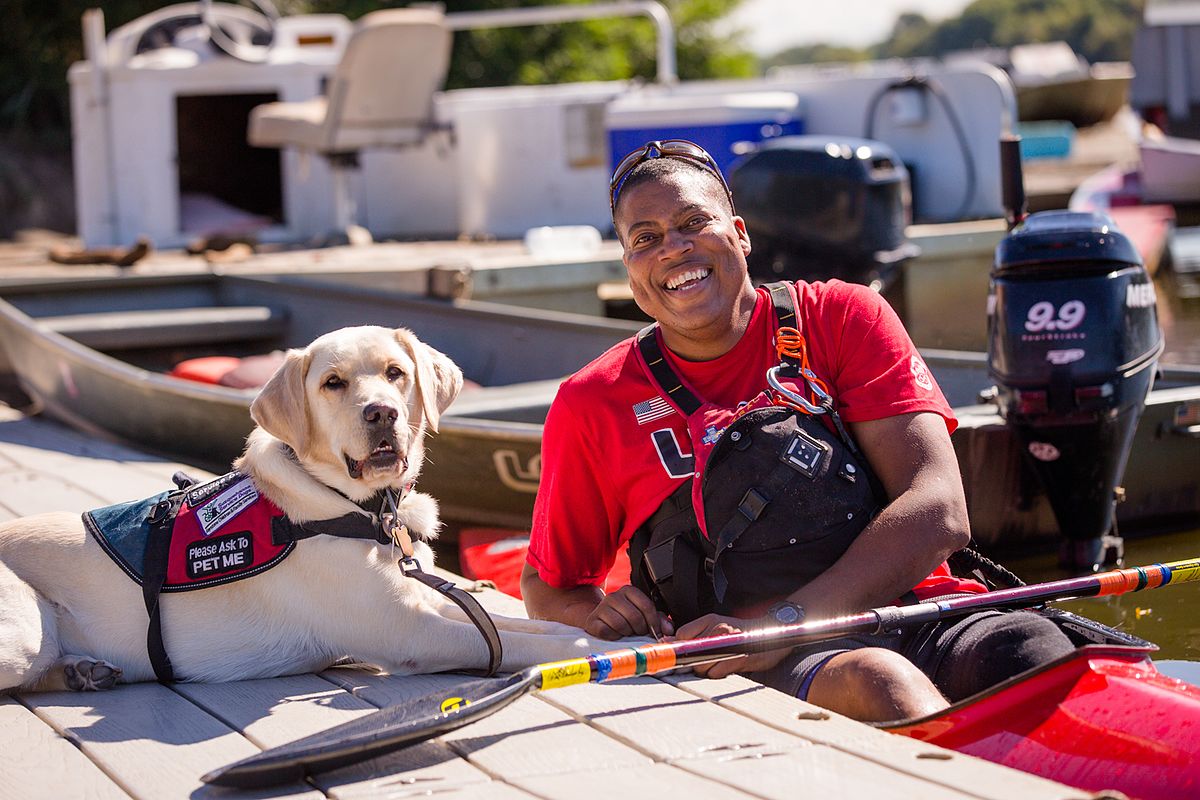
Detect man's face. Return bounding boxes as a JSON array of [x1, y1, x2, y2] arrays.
[[614, 170, 755, 360]]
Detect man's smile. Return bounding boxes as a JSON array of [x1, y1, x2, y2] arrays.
[[665, 267, 712, 291]]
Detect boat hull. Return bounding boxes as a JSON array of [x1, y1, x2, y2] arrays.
[[0, 274, 637, 528], [1, 275, 1197, 543], [887, 644, 1200, 800]]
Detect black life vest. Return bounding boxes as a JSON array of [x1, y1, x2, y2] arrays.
[[627, 282, 885, 624]]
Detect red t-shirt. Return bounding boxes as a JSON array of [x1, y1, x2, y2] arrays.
[[528, 280, 984, 601]]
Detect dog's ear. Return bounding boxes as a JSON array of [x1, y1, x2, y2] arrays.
[[396, 329, 463, 434], [249, 348, 312, 453]]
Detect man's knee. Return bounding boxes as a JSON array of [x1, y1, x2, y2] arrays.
[[937, 611, 1075, 701], [807, 647, 947, 723]]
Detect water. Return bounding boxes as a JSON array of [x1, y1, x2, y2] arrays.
[[1157, 266, 1200, 365], [1001, 527, 1200, 661]]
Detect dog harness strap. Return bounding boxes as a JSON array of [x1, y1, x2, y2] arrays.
[[404, 568, 503, 677], [143, 496, 180, 683], [271, 513, 393, 546]]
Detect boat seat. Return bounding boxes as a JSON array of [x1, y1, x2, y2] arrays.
[[247, 8, 453, 244], [42, 306, 288, 350]]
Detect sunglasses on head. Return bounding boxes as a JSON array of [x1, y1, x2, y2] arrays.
[[609, 139, 735, 214]]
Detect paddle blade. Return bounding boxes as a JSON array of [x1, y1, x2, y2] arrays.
[[202, 671, 534, 789]]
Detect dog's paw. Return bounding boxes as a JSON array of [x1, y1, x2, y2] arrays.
[[400, 491, 441, 541], [58, 656, 123, 691]]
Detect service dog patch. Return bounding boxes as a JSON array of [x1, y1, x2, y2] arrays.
[[83, 472, 294, 592], [195, 478, 258, 536]]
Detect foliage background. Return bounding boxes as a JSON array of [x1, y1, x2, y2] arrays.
[[0, 0, 751, 139], [764, 0, 1145, 70]]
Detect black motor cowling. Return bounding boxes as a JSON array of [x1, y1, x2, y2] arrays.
[[728, 135, 917, 290], [987, 210, 1163, 569]]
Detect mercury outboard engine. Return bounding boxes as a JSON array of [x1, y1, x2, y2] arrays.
[[728, 135, 918, 291], [987, 209, 1163, 571]]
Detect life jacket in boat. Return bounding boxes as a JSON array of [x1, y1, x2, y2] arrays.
[[627, 282, 886, 624]]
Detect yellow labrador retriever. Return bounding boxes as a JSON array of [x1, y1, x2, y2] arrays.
[[0, 325, 610, 691]]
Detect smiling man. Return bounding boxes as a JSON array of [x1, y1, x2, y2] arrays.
[[520, 140, 1072, 721]]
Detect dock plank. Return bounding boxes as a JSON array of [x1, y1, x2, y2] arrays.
[[0, 696, 132, 800], [0, 410, 1085, 799], [21, 682, 321, 799], [539, 678, 804, 762], [175, 674, 498, 798], [334, 781, 537, 800], [0, 417, 213, 510], [324, 670, 651, 779], [0, 469, 109, 517], [515, 763, 757, 800], [172, 674, 379, 750], [676, 746, 971, 800], [666, 673, 1083, 800]]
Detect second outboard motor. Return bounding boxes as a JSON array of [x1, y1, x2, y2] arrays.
[[728, 135, 918, 291], [988, 210, 1163, 571]]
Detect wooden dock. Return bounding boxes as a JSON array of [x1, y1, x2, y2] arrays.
[[0, 406, 1088, 799]]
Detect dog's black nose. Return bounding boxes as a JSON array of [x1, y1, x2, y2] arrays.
[[363, 402, 398, 426]]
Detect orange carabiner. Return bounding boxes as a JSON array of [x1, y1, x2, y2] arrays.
[[773, 327, 830, 412]]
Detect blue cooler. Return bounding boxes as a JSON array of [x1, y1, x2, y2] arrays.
[[606, 91, 804, 176]]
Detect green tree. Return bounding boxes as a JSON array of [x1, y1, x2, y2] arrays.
[[877, 12, 937, 59], [1, 0, 753, 138], [761, 44, 869, 72], [878, 0, 1145, 63], [389, 0, 756, 90], [1, 1, 167, 139]]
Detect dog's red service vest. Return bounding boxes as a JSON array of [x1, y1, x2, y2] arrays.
[[83, 472, 294, 592]]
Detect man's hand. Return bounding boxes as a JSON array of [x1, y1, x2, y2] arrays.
[[585, 585, 674, 640], [674, 613, 792, 678]]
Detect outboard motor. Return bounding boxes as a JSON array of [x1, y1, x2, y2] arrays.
[[987, 210, 1163, 571], [728, 135, 918, 291]]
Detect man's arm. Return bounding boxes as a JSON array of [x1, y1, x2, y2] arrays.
[[678, 410, 969, 676], [784, 410, 970, 617], [522, 563, 672, 640], [521, 563, 605, 629]]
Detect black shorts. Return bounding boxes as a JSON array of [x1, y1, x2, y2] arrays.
[[745, 609, 1075, 704]]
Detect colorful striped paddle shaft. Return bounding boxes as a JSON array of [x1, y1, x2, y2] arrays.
[[533, 558, 1200, 691]]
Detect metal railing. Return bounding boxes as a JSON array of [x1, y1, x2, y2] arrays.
[[445, 1, 677, 84]]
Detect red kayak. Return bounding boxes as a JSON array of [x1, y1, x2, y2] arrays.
[[885, 611, 1200, 800], [462, 534, 1200, 799]]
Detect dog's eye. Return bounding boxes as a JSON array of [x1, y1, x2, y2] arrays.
[[386, 365, 405, 382], [323, 375, 345, 390]]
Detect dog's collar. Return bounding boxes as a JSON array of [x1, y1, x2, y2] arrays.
[[280, 444, 416, 519], [270, 448, 418, 554], [271, 510, 392, 547]]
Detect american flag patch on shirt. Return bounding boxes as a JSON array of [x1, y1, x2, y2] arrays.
[[632, 396, 675, 425]]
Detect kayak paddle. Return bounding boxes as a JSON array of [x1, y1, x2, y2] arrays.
[[203, 557, 1200, 788]]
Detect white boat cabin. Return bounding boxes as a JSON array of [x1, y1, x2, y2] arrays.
[[68, 1, 1017, 249]]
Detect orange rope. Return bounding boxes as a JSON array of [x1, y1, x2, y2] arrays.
[[773, 327, 829, 413]]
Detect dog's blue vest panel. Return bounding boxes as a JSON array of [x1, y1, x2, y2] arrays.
[[85, 491, 172, 583]]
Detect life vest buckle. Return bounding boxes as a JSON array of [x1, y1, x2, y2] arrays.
[[146, 498, 174, 525], [766, 365, 829, 414]]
